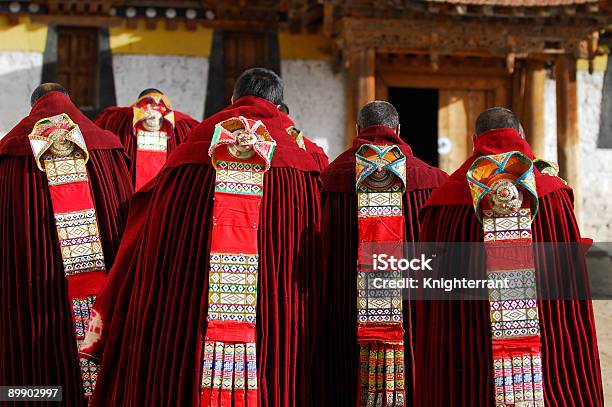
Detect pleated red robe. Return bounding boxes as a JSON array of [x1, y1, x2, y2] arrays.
[[95, 105, 199, 186], [318, 126, 448, 406], [415, 129, 603, 407], [279, 111, 329, 171], [0, 91, 133, 406], [85, 96, 323, 406]]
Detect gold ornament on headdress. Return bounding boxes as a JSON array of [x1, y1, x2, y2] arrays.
[[28, 113, 89, 172], [132, 92, 175, 131]]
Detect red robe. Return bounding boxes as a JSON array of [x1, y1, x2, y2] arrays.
[[318, 125, 448, 405], [95, 105, 199, 186], [279, 111, 329, 171], [415, 129, 603, 406], [0, 91, 133, 406], [86, 96, 323, 406]]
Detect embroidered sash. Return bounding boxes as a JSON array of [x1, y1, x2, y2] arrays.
[[355, 144, 407, 407], [467, 152, 544, 407], [534, 158, 567, 184], [28, 114, 107, 398], [132, 93, 175, 190], [200, 116, 276, 407], [286, 126, 306, 150]]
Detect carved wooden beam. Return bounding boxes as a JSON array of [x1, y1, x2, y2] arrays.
[[322, 0, 608, 22], [323, 2, 336, 36], [337, 17, 602, 60]]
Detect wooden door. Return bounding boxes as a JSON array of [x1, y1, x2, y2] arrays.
[[376, 65, 508, 174], [57, 26, 99, 108], [438, 89, 495, 173], [223, 31, 270, 104]]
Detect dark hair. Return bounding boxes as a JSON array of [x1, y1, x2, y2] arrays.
[[233, 67, 283, 105], [475, 107, 521, 136], [138, 88, 164, 98], [31, 83, 69, 106], [278, 102, 290, 115], [357, 101, 400, 130]]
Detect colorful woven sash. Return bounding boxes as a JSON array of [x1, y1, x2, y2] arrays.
[[200, 116, 276, 407], [28, 114, 107, 398], [132, 93, 175, 190], [467, 152, 544, 407], [534, 158, 567, 185], [355, 144, 407, 407], [286, 125, 306, 150]]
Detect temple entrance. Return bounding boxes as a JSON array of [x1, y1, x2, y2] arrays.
[[437, 88, 494, 172], [375, 54, 510, 173], [388, 87, 439, 166], [386, 85, 496, 172]]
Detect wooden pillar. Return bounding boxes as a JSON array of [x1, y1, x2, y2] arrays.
[[511, 60, 527, 119], [524, 60, 547, 157], [555, 54, 582, 220], [345, 48, 376, 146]]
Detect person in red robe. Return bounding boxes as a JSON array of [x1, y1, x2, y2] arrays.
[[279, 102, 329, 171], [95, 88, 199, 189], [415, 107, 603, 406], [0, 83, 133, 406], [319, 101, 448, 406], [80, 68, 323, 406]]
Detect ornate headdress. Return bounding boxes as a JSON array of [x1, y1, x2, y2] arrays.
[[132, 92, 175, 134]]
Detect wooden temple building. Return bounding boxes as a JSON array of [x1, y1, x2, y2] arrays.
[[0, 0, 610, 222]]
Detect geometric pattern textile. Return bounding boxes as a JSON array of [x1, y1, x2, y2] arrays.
[[355, 144, 407, 407], [534, 158, 568, 185], [467, 151, 544, 407], [132, 93, 174, 190], [286, 125, 306, 150], [28, 114, 106, 399], [201, 116, 275, 407], [136, 130, 167, 152]]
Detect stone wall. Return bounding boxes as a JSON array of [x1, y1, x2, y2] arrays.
[[113, 54, 209, 120], [281, 59, 346, 160], [0, 51, 43, 138], [111, 57, 346, 159], [578, 70, 612, 241], [542, 71, 611, 241]]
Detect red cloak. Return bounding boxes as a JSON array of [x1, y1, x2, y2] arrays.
[[95, 105, 199, 186], [318, 125, 448, 405], [0, 91, 133, 406], [415, 128, 603, 406], [86, 96, 323, 406], [279, 111, 329, 171]]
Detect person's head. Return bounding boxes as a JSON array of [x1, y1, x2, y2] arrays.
[[30, 83, 69, 107], [474, 107, 523, 138], [356, 101, 400, 135], [232, 67, 283, 105], [138, 88, 164, 99]]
